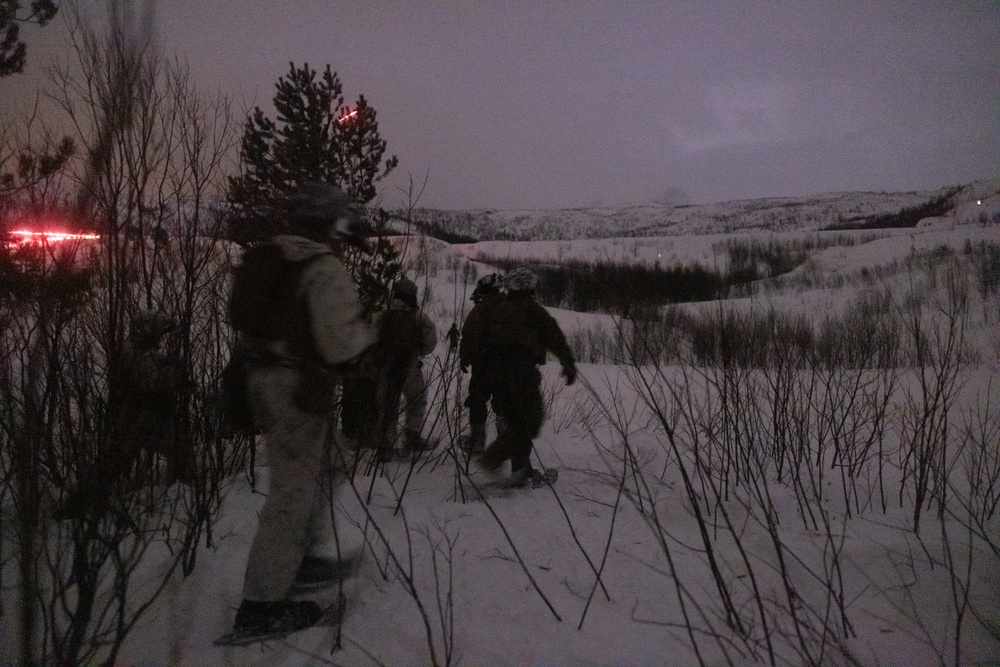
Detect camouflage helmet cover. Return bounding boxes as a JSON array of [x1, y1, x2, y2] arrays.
[[132, 308, 174, 338], [287, 182, 364, 245], [472, 272, 503, 301], [503, 267, 539, 293]]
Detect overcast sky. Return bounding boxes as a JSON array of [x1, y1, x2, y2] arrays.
[[4, 1, 999, 210]]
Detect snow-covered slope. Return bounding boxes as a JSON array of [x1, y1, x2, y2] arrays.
[[5, 182, 998, 667], [399, 179, 999, 241]]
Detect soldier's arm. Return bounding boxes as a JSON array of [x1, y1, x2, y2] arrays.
[[536, 305, 577, 379], [458, 307, 480, 367]]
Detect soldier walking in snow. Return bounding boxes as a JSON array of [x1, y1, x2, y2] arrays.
[[366, 277, 437, 461], [459, 273, 505, 454], [117, 309, 191, 485], [477, 268, 577, 487], [226, 183, 375, 638], [55, 308, 190, 520]]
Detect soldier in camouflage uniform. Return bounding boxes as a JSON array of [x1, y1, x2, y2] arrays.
[[118, 309, 190, 485], [55, 309, 189, 520], [370, 277, 437, 460], [478, 268, 576, 487], [231, 183, 376, 637], [459, 273, 505, 454]]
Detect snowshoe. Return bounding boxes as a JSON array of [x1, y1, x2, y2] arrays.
[[529, 467, 559, 487], [215, 598, 344, 647], [397, 432, 438, 461], [501, 467, 559, 489], [474, 467, 559, 498], [462, 427, 486, 454]]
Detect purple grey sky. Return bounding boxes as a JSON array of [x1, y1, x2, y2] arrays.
[[5, 1, 999, 210]]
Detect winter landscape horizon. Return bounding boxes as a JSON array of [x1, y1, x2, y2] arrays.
[[4, 177, 999, 666]]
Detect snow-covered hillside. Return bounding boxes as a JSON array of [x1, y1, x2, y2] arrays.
[[4, 183, 999, 667], [401, 179, 1000, 241]]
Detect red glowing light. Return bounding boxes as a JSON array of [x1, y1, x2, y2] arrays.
[[9, 230, 100, 243], [337, 109, 358, 123]]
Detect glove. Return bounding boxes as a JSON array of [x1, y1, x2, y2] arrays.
[[562, 364, 577, 386]]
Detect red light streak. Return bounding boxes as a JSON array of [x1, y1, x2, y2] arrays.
[[9, 230, 100, 243], [337, 109, 358, 123]]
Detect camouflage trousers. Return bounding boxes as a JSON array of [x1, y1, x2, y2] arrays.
[[242, 364, 341, 602], [343, 357, 426, 453], [482, 356, 544, 473]]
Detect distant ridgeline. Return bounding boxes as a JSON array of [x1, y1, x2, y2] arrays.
[[378, 210, 478, 244], [822, 186, 963, 231], [392, 183, 990, 243]]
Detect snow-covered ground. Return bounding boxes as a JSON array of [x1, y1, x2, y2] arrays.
[[3, 187, 999, 666]]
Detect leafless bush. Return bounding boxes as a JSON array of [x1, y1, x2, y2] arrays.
[[894, 261, 971, 532], [1, 8, 241, 663], [574, 263, 998, 665]]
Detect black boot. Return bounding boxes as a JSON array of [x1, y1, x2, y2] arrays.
[[501, 465, 534, 488], [233, 599, 323, 635], [467, 423, 486, 454], [402, 430, 430, 455]]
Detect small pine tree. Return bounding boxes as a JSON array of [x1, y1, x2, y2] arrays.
[[225, 62, 404, 314], [344, 228, 404, 316], [0, 1, 73, 201], [226, 62, 398, 245]]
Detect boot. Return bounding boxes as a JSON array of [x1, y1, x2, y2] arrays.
[[467, 423, 486, 454], [476, 443, 505, 477], [233, 599, 323, 635], [501, 466, 534, 489], [373, 447, 396, 464], [403, 429, 429, 454]]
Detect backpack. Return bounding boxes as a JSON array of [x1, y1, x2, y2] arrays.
[[484, 297, 545, 363], [360, 308, 423, 386], [221, 244, 330, 432], [227, 244, 329, 356], [378, 308, 424, 357], [229, 245, 295, 338]]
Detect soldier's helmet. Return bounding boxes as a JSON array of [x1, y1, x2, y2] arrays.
[[472, 273, 503, 302], [503, 267, 539, 293], [392, 277, 418, 307], [287, 182, 365, 246]]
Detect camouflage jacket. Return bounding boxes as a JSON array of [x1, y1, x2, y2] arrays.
[[482, 292, 575, 369], [459, 291, 505, 368]]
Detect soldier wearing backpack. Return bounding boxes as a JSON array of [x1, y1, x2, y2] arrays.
[[117, 309, 191, 485], [459, 273, 505, 454], [357, 277, 436, 462], [225, 182, 376, 639], [54, 309, 190, 520], [477, 267, 577, 488]]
